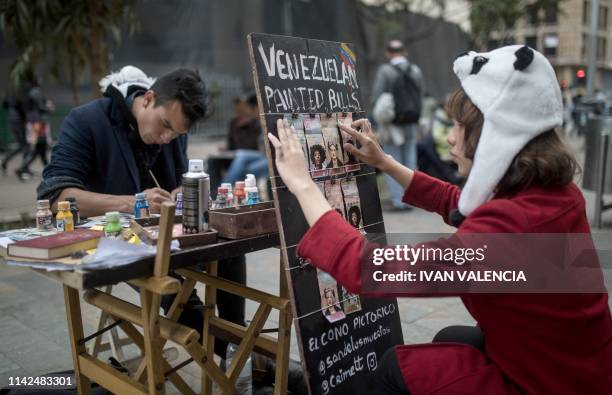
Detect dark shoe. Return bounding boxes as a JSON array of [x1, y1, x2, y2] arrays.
[[15, 169, 30, 181]]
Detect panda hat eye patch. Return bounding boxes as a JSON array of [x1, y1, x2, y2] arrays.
[[470, 56, 489, 75]]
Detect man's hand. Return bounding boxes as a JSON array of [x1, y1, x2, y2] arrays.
[[143, 187, 172, 213], [170, 186, 182, 202]]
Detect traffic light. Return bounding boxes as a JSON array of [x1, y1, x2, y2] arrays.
[[576, 68, 586, 85]]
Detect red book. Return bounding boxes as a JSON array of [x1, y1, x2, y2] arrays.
[[8, 229, 103, 260]]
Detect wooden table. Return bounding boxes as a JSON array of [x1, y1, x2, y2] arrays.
[[1, 232, 293, 395]]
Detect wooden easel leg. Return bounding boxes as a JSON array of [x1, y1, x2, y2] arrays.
[[274, 255, 292, 395], [185, 342, 234, 394], [87, 286, 112, 358], [88, 285, 127, 361], [202, 260, 218, 395], [140, 289, 165, 395], [134, 278, 197, 383], [63, 285, 92, 395], [118, 320, 196, 395]]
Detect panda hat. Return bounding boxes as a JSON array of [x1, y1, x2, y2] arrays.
[[452, 45, 563, 219]]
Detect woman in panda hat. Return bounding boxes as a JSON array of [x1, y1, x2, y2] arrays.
[[268, 45, 611, 394]]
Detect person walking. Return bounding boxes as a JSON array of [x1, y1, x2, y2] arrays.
[[371, 40, 424, 210]]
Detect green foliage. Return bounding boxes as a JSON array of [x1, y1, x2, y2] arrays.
[[470, 0, 564, 48], [0, 0, 139, 103]]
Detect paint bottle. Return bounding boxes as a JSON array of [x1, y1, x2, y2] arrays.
[[36, 199, 53, 231], [221, 183, 234, 207], [246, 190, 259, 205], [233, 181, 246, 206], [134, 192, 150, 219], [175, 192, 183, 216], [182, 159, 210, 234], [65, 197, 80, 225], [104, 211, 122, 239], [213, 187, 229, 209], [56, 201, 74, 232], [244, 174, 258, 199]]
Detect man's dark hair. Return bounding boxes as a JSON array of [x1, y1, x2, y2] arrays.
[[151, 68, 209, 128], [233, 91, 258, 107]]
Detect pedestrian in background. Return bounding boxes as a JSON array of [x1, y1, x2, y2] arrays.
[[371, 39, 425, 210]]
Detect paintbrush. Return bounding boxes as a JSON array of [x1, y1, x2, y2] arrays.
[[148, 169, 161, 189]]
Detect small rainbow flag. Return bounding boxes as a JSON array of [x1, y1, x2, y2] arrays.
[[340, 43, 356, 68]]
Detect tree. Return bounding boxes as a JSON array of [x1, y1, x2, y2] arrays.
[[0, 0, 138, 104], [355, 0, 447, 74], [470, 0, 564, 49]]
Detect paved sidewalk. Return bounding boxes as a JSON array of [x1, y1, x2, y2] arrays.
[[0, 136, 611, 392]]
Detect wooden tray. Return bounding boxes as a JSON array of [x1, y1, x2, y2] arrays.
[[209, 201, 277, 239], [134, 215, 182, 227], [130, 220, 217, 248]]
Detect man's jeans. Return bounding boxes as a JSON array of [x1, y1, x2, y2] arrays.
[[382, 124, 417, 208], [223, 149, 269, 185]]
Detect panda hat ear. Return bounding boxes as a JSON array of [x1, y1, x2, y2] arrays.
[[513, 46, 534, 71], [451, 45, 563, 220]]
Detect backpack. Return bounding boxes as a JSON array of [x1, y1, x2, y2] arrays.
[[391, 63, 422, 125]]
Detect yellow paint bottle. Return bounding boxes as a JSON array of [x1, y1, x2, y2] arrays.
[[56, 201, 74, 232]]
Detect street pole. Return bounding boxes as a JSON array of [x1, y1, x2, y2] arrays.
[[586, 0, 599, 98]]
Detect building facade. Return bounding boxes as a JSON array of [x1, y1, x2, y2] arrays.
[[488, 0, 612, 96]]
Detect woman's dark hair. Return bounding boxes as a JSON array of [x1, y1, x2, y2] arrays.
[[445, 88, 580, 196], [309, 144, 326, 165], [150, 68, 210, 128], [348, 206, 361, 227]]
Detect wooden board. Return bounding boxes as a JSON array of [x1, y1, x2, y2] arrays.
[[248, 33, 404, 395]]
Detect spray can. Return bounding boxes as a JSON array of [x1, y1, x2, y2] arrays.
[[182, 159, 210, 234]]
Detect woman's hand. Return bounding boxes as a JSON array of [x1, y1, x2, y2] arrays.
[[340, 119, 391, 171], [268, 119, 314, 194]]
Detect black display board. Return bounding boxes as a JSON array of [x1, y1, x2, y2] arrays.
[[248, 33, 404, 395]]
